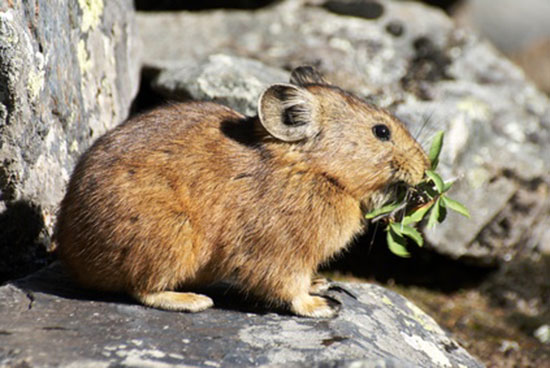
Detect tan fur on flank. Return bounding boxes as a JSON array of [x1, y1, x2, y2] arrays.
[[55, 67, 429, 318]]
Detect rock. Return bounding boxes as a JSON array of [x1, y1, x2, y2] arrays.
[[0, 263, 483, 368], [152, 54, 288, 116], [453, 0, 550, 55], [453, 0, 550, 95], [136, 0, 550, 264], [534, 324, 550, 345], [0, 1, 140, 281], [511, 39, 550, 95]]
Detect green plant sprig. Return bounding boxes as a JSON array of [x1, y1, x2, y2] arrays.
[[365, 131, 470, 258]]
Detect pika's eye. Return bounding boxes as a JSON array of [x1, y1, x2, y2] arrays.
[[372, 124, 391, 141]]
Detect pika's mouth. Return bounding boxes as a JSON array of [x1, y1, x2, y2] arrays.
[[361, 181, 407, 214], [361, 178, 432, 222], [390, 166, 425, 188]]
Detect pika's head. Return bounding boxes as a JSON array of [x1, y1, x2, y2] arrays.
[[258, 66, 430, 209]]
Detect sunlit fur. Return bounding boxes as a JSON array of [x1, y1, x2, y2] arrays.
[[55, 73, 429, 318]]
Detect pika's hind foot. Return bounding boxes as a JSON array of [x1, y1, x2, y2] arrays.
[[291, 294, 338, 318], [135, 291, 213, 312]]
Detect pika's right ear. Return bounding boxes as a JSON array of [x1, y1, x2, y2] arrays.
[[258, 83, 319, 142]]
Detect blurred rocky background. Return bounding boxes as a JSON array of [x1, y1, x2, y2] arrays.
[[0, 0, 549, 367], [454, 0, 550, 95]]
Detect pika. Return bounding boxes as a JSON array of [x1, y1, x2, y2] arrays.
[[55, 66, 429, 318]]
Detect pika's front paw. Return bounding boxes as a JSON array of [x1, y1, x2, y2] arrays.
[[291, 294, 339, 318], [309, 276, 330, 294]]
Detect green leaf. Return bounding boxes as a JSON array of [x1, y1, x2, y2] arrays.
[[387, 228, 411, 258], [391, 222, 424, 247], [441, 195, 471, 218], [425, 170, 445, 193], [438, 202, 447, 223], [427, 198, 441, 229], [365, 202, 401, 219], [428, 131, 444, 169], [442, 180, 454, 193], [402, 201, 435, 225]]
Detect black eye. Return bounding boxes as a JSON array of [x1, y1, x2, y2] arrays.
[[372, 124, 391, 141]]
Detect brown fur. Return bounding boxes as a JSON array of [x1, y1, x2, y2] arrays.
[[55, 68, 429, 318]]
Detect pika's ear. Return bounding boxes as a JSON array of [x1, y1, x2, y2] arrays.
[[258, 83, 319, 142], [290, 66, 328, 86]]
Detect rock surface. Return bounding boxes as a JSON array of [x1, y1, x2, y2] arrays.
[[453, 0, 550, 94], [0, 263, 483, 368], [453, 0, 550, 55], [139, 0, 550, 264], [152, 54, 288, 116], [0, 0, 140, 281]]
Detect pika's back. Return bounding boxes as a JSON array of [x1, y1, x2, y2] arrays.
[[66, 101, 259, 206], [87, 102, 243, 159]]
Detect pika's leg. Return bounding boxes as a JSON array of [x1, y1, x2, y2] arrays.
[[276, 274, 338, 318], [134, 291, 213, 312]]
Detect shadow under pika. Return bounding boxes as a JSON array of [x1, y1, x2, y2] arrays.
[[12, 262, 346, 317]]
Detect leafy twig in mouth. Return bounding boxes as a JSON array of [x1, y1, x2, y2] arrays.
[[364, 131, 470, 258]]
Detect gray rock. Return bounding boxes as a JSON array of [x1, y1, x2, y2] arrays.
[[137, 0, 550, 264], [0, 263, 483, 368], [0, 1, 140, 281], [453, 0, 550, 95], [153, 54, 288, 116], [453, 0, 550, 55]]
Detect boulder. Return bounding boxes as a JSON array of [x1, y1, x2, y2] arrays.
[[139, 0, 550, 264], [453, 0, 550, 55], [152, 54, 288, 116], [0, 0, 140, 281], [453, 0, 550, 95], [0, 263, 483, 367]]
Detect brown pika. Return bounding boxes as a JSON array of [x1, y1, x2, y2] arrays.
[[55, 66, 429, 318]]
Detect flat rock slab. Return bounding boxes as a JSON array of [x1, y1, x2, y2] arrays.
[[0, 264, 482, 367]]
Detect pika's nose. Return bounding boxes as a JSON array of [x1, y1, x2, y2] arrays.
[[410, 168, 426, 185], [412, 151, 430, 185], [405, 145, 430, 186]]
